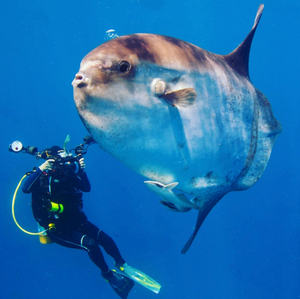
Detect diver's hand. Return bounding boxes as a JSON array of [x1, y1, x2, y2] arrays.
[[79, 157, 85, 171], [39, 159, 55, 172]]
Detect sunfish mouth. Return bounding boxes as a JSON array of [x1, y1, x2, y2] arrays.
[[72, 72, 90, 89], [72, 72, 93, 108]]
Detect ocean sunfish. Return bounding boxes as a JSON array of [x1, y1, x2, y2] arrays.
[[72, 4, 281, 253]]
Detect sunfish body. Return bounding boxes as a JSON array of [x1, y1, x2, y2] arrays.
[[72, 4, 282, 253]]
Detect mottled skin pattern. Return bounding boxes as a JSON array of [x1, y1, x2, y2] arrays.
[[72, 4, 281, 253]]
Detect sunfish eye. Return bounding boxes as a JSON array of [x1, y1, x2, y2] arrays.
[[117, 61, 131, 73]]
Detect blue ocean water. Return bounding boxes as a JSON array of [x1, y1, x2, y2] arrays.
[[1, 0, 299, 298]]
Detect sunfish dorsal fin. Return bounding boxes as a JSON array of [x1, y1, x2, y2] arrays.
[[223, 4, 264, 79]]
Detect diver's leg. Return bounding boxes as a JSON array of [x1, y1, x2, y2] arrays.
[[49, 226, 134, 297], [97, 230, 126, 265], [79, 220, 126, 265], [48, 228, 109, 273]]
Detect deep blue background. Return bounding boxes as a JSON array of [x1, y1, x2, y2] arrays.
[[1, 1, 299, 298]]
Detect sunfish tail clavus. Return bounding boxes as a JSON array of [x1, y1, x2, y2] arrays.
[[72, 4, 282, 254]]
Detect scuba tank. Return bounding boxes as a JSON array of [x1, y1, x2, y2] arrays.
[[37, 223, 54, 244]]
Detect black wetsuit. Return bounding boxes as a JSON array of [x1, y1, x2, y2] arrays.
[[22, 168, 125, 273]]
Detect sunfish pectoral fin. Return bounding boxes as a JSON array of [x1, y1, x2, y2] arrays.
[[181, 196, 223, 254], [160, 88, 197, 107]]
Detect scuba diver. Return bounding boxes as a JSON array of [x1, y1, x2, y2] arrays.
[[21, 144, 135, 298], [9, 136, 161, 298]]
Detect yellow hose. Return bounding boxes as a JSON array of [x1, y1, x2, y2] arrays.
[[12, 174, 47, 235]]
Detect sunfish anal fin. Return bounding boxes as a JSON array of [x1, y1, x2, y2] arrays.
[[181, 195, 223, 254]]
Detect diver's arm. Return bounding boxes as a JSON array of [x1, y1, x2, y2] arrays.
[[22, 160, 54, 194], [75, 157, 91, 192], [22, 168, 43, 193], [76, 171, 91, 192]]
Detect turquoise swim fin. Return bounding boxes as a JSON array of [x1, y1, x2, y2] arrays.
[[115, 263, 161, 294]]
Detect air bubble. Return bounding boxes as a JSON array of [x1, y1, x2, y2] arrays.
[[104, 29, 119, 40]]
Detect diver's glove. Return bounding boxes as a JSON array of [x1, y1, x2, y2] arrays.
[[39, 159, 55, 172], [79, 157, 85, 171]]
